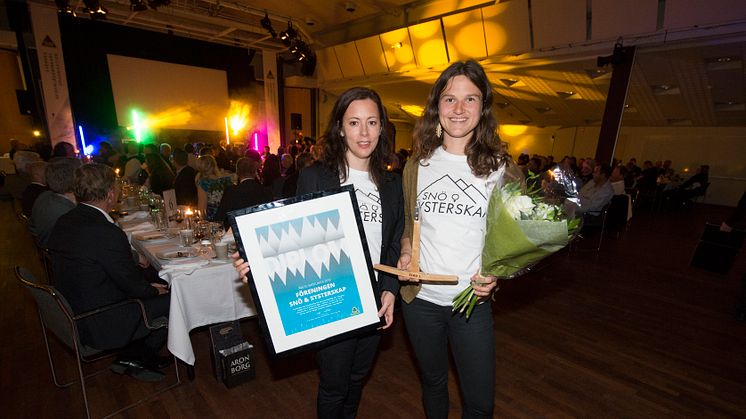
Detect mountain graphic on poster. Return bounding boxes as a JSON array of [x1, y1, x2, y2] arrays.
[[255, 209, 343, 258], [418, 174, 486, 205], [269, 248, 352, 295]]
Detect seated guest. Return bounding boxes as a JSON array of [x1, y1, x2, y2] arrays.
[[29, 158, 81, 246], [184, 143, 198, 169], [51, 141, 76, 158], [573, 162, 614, 215], [196, 155, 233, 221], [21, 161, 48, 217], [48, 163, 170, 381], [121, 141, 144, 183], [159, 142, 175, 172], [93, 141, 117, 166], [214, 151, 272, 228], [261, 153, 284, 200], [665, 164, 710, 207], [578, 158, 595, 187], [280, 153, 295, 177], [281, 152, 314, 198], [637, 160, 658, 191], [172, 148, 198, 206], [609, 165, 628, 195], [144, 153, 175, 195]]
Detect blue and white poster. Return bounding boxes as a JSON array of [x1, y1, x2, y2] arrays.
[[231, 187, 380, 355], [256, 209, 363, 335]]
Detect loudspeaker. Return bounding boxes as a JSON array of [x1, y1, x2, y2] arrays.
[[16, 90, 33, 115], [290, 113, 302, 130]]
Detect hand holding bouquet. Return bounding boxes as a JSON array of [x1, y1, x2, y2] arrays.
[[453, 163, 582, 317]]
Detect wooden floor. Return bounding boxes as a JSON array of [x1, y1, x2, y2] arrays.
[[2, 198, 745, 418]]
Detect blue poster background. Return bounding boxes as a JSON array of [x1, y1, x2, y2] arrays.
[[256, 209, 364, 336]]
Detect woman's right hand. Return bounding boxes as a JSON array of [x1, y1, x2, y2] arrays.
[[231, 251, 250, 284]]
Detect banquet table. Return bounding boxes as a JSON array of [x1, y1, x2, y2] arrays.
[[120, 214, 257, 366]]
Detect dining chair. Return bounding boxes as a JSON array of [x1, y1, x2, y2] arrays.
[[15, 266, 181, 419], [571, 202, 611, 253]]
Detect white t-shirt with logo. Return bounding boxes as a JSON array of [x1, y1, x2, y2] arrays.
[[416, 147, 498, 306], [342, 168, 383, 279]]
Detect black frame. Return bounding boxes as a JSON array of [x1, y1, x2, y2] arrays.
[[228, 185, 383, 357]]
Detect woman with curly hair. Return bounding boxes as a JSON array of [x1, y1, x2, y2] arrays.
[[396, 60, 509, 419]]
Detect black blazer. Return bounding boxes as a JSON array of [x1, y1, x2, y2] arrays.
[[21, 183, 48, 217], [296, 162, 403, 296], [214, 178, 273, 228], [48, 204, 159, 350], [174, 165, 198, 206]]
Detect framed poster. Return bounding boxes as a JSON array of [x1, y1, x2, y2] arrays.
[[228, 185, 382, 356]]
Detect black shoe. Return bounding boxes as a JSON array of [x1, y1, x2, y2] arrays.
[[110, 359, 165, 382], [145, 355, 174, 370]]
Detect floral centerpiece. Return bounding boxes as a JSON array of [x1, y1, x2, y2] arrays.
[[452, 164, 582, 317]]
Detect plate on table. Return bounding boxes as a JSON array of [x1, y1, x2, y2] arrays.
[[133, 231, 173, 242], [156, 249, 199, 260]]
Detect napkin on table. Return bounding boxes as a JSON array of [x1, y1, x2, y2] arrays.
[[159, 259, 210, 278], [121, 211, 150, 222]]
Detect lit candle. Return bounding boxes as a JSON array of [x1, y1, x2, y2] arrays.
[[115, 168, 120, 177], [184, 207, 194, 229]]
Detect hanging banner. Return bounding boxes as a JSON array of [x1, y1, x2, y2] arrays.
[[262, 50, 280, 153], [28, 3, 75, 149]]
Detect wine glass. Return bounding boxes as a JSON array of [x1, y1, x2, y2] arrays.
[[194, 221, 209, 241], [211, 222, 225, 245]]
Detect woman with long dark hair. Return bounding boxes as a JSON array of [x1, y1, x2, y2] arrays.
[[396, 60, 508, 418], [235, 87, 403, 418]]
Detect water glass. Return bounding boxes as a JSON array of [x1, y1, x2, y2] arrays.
[[214, 242, 228, 259], [179, 229, 194, 247]]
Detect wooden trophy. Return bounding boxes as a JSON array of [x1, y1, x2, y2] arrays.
[[374, 206, 458, 282]]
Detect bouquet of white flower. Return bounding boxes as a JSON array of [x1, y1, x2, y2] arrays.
[[452, 164, 582, 317]]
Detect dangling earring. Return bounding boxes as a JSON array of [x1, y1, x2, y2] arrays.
[[435, 123, 442, 139]]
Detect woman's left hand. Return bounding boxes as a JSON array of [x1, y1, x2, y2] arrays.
[[377, 291, 395, 329], [470, 272, 498, 300]]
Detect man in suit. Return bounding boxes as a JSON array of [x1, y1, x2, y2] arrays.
[[214, 151, 272, 228], [172, 148, 198, 207], [21, 161, 48, 217], [48, 163, 170, 382], [29, 158, 81, 247]]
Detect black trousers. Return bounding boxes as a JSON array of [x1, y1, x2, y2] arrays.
[[316, 332, 381, 419], [401, 298, 495, 419], [120, 293, 170, 362]]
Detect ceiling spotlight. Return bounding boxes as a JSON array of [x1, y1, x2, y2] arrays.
[[130, 0, 147, 12], [55, 0, 76, 15], [305, 18, 316, 26], [260, 12, 277, 38], [289, 40, 305, 55], [279, 22, 297, 46], [83, 0, 107, 19]]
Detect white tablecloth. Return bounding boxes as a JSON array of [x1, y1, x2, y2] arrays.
[[129, 225, 256, 365]]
